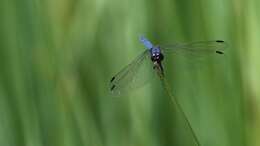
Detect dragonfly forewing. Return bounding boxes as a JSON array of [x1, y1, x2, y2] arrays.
[[109, 50, 151, 95]]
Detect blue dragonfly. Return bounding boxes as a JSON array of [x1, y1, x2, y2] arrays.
[[110, 36, 226, 95]]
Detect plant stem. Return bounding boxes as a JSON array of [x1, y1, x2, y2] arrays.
[[156, 71, 201, 146]]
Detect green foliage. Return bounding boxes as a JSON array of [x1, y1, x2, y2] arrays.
[[0, 0, 259, 146]]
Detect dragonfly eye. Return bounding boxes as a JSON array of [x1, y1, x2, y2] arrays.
[[151, 53, 164, 62]]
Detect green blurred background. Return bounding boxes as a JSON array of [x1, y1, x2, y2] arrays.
[[0, 0, 259, 146]]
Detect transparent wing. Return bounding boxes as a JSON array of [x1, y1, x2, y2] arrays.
[[161, 40, 227, 57], [109, 50, 151, 95]]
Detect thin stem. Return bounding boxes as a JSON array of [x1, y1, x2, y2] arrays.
[[156, 71, 201, 146]]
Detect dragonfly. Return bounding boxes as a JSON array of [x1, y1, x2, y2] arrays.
[[109, 36, 227, 95]]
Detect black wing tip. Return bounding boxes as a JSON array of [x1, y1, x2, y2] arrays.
[[110, 76, 115, 82], [216, 40, 226, 54], [110, 76, 116, 91], [110, 85, 116, 91], [216, 40, 225, 43], [216, 50, 224, 54]]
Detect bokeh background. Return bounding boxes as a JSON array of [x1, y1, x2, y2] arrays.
[[0, 0, 259, 146]]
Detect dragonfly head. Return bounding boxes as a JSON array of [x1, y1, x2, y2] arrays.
[[150, 46, 164, 63]]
